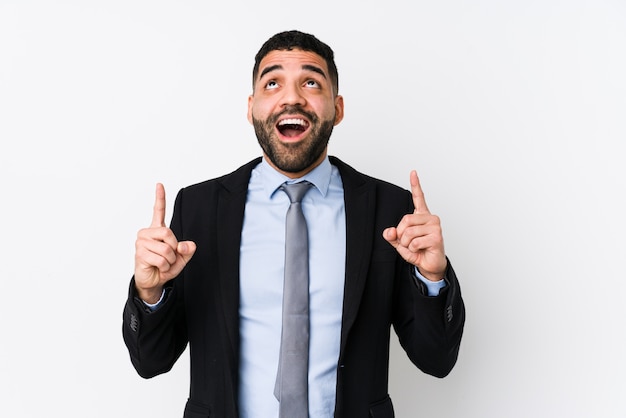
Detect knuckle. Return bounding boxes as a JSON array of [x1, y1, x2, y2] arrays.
[[153, 257, 170, 271]]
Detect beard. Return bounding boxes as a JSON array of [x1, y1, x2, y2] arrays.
[[252, 106, 335, 174]]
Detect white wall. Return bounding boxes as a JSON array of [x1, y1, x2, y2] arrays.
[[1, 1, 624, 417]]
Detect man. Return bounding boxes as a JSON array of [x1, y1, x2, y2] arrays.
[[123, 30, 465, 418]]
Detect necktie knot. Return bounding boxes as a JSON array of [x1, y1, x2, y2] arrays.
[[281, 181, 312, 204]]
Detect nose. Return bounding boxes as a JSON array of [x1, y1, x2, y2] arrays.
[[280, 82, 306, 108]]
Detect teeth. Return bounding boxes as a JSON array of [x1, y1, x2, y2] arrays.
[[278, 118, 306, 126]]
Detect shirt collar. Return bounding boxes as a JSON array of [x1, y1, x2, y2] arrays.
[[259, 156, 332, 199]]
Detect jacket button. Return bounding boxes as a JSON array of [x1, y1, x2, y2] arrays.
[[130, 313, 139, 332]]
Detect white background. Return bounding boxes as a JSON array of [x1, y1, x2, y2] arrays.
[[1, 0, 625, 417]]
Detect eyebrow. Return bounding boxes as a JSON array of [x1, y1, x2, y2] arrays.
[[302, 64, 327, 79], [258, 64, 328, 81]]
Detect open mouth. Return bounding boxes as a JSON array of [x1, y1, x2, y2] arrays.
[[277, 118, 309, 139]]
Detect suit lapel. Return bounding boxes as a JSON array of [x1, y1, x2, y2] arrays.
[[331, 157, 376, 358], [215, 158, 261, 362], [212, 156, 375, 363]]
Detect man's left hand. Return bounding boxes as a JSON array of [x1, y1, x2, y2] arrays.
[[383, 170, 447, 282]]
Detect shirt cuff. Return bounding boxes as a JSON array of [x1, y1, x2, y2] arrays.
[[413, 267, 446, 296], [141, 288, 167, 311]]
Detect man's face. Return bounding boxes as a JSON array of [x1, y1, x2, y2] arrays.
[[248, 49, 344, 178]]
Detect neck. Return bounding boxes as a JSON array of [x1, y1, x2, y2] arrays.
[[263, 151, 327, 179]]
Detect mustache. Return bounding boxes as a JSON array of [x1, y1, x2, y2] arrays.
[[269, 106, 318, 125]]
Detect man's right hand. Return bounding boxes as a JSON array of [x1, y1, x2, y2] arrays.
[[134, 183, 196, 304]]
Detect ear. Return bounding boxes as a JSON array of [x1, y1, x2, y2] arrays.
[[247, 95, 254, 124], [333, 95, 344, 126]]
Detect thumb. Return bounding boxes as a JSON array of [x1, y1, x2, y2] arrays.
[[177, 241, 197, 262], [383, 227, 399, 248]]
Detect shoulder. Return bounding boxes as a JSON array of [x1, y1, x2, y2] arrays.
[[179, 158, 262, 198], [330, 156, 409, 197]]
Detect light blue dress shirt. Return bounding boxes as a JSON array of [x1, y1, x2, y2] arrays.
[[238, 157, 346, 418]]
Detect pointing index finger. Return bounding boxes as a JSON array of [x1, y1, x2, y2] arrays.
[[151, 183, 167, 227], [410, 170, 430, 214]]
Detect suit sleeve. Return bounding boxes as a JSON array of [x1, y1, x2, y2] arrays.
[[392, 255, 465, 378], [122, 190, 189, 379], [391, 188, 465, 378]]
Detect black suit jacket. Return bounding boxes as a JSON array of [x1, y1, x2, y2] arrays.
[[123, 156, 465, 418]]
